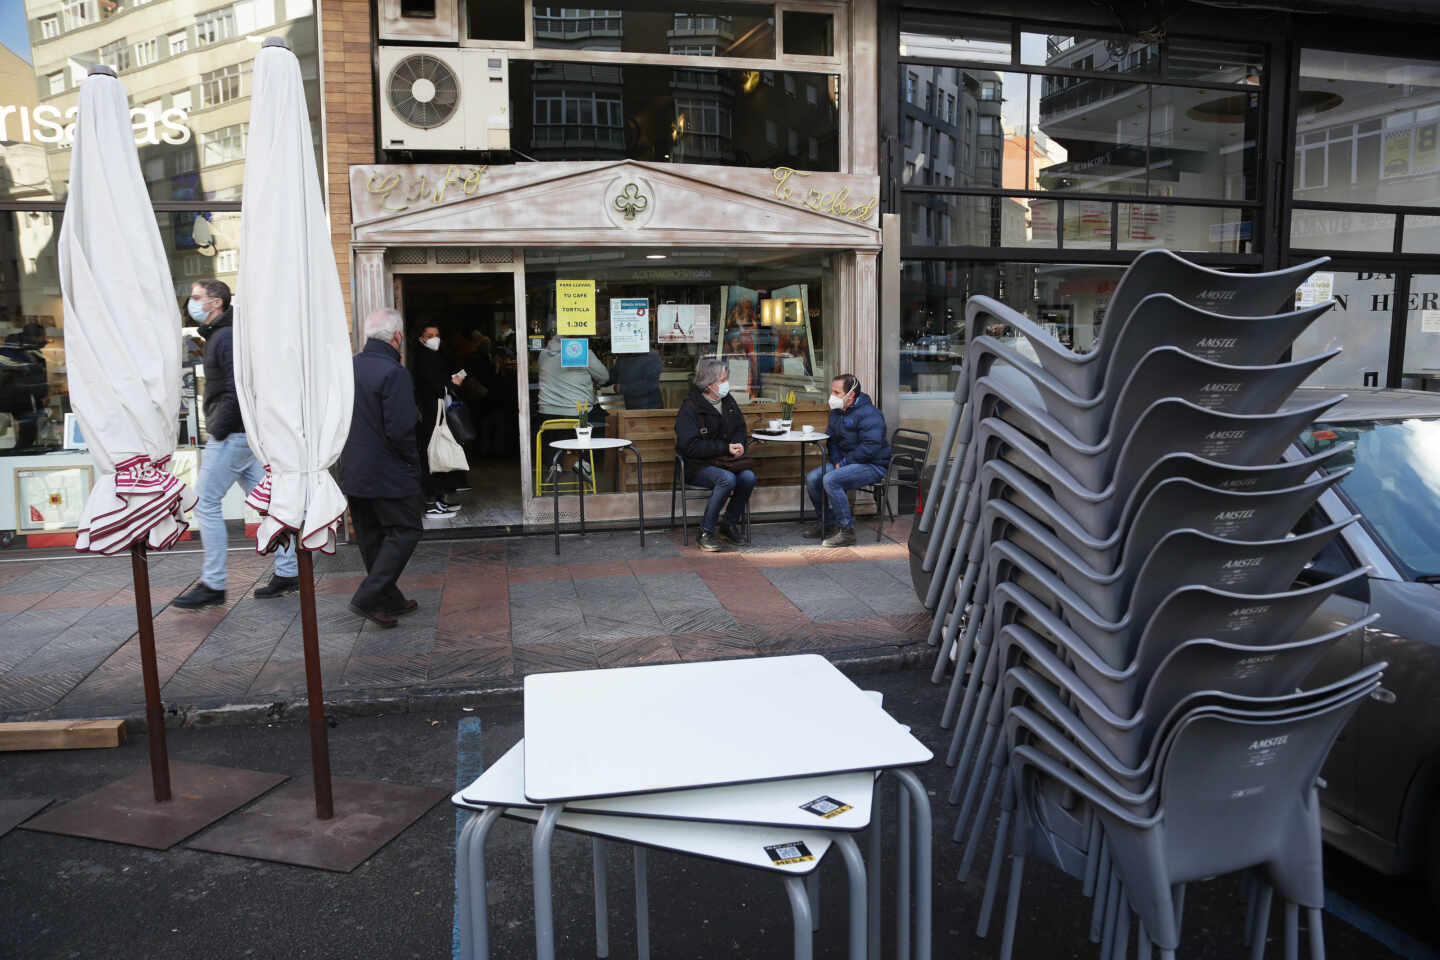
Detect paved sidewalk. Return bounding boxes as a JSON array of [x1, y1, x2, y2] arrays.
[[0, 518, 929, 722]]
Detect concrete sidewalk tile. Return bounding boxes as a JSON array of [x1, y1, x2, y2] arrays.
[[671, 631, 761, 662], [0, 633, 59, 675], [0, 672, 86, 712], [0, 593, 46, 612], [397, 570, 447, 592], [628, 554, 691, 575], [886, 612, 932, 637], [513, 639, 598, 676], [352, 625, 434, 658], [655, 606, 737, 635], [805, 599, 892, 622], [507, 564, 572, 584], [2, 606, 92, 637], [315, 574, 365, 596], [342, 654, 431, 688], [437, 597, 510, 636], [511, 616, 586, 648], [595, 635, 679, 669], [568, 561, 632, 581], [248, 657, 350, 695], [163, 660, 272, 699], [508, 577, 578, 602], [427, 646, 512, 683], [30, 588, 122, 610]]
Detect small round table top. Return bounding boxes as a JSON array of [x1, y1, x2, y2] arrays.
[[550, 437, 632, 451], [752, 430, 829, 442]]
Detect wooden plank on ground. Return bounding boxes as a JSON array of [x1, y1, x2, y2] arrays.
[[0, 720, 127, 752]]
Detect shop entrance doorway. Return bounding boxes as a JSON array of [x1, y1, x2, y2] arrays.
[[397, 272, 524, 534]]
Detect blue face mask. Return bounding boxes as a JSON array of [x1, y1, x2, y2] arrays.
[[716, 381, 731, 398], [186, 298, 209, 323]]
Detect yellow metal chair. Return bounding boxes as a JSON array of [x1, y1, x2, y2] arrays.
[[535, 418, 597, 495]]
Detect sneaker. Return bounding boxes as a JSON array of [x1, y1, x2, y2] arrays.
[[349, 602, 398, 629], [822, 526, 857, 548], [717, 520, 744, 545], [802, 522, 835, 540], [254, 575, 300, 599], [697, 530, 724, 552], [435, 498, 462, 513], [172, 582, 225, 609], [425, 503, 457, 519]]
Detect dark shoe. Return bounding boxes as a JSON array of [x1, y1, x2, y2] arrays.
[[385, 598, 420, 617], [717, 520, 744, 545], [254, 575, 300, 599], [802, 522, 835, 540], [822, 526, 857, 548], [172, 583, 225, 609], [697, 531, 724, 553], [349, 603, 398, 628]]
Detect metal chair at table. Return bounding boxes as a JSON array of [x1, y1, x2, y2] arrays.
[[860, 427, 931, 542], [670, 453, 752, 546], [535, 418, 596, 495]]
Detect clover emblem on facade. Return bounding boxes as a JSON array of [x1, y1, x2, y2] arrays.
[[613, 182, 650, 221]]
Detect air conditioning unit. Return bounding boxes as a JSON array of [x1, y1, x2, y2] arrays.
[[377, 47, 511, 152]]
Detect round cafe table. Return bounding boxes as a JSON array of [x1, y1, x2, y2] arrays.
[[548, 437, 645, 555], [751, 429, 830, 534]]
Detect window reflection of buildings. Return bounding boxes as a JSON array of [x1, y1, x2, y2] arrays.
[[902, 64, 1005, 246]]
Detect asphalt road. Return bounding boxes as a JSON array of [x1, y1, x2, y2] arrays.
[[0, 669, 1429, 959]]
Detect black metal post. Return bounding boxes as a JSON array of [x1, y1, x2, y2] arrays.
[[130, 542, 171, 803]]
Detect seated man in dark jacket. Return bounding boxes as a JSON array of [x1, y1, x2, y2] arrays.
[[805, 373, 892, 547], [338, 308, 423, 628], [674, 357, 755, 552]]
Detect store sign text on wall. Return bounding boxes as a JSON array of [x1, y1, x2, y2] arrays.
[[366, 164, 490, 212], [771, 167, 878, 223], [0, 103, 192, 146]]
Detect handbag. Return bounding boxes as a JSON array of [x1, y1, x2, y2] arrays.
[[427, 399, 470, 473], [710, 452, 755, 473], [445, 397, 477, 445]]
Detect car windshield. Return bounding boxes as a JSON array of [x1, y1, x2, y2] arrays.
[[1299, 416, 1440, 580]]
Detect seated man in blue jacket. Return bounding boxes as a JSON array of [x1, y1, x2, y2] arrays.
[[805, 373, 891, 547]]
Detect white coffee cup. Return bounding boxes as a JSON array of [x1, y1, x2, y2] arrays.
[[802, 424, 814, 434], [769, 419, 782, 431]]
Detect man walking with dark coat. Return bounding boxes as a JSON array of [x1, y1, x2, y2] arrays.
[[339, 308, 424, 628], [174, 279, 298, 608]]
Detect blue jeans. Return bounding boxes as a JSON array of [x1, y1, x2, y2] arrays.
[[806, 462, 886, 529], [195, 433, 297, 589], [689, 465, 757, 534]]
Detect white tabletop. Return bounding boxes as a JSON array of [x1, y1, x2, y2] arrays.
[[462, 740, 877, 830], [549, 437, 632, 451], [452, 787, 831, 875], [753, 430, 827, 442], [523, 655, 932, 803]]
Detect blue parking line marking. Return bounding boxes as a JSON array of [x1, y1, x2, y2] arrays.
[[1326, 888, 1440, 960], [453, 716, 485, 960]]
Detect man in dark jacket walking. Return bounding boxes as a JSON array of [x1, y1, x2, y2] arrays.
[[805, 373, 891, 547], [674, 357, 755, 551], [174, 279, 298, 609], [339, 308, 424, 628]]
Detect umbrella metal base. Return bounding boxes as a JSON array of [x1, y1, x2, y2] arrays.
[[20, 762, 286, 850], [185, 776, 447, 872], [0, 797, 52, 838]]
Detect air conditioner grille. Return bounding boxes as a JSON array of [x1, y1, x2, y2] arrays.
[[387, 54, 460, 130]]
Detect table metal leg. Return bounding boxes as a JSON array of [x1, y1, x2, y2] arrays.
[[835, 834, 869, 960], [817, 441, 827, 536], [552, 452, 562, 555], [895, 768, 933, 960], [784, 875, 815, 960], [634, 847, 650, 960], [533, 803, 564, 960], [868, 777, 882, 960], [898, 776, 910, 960], [460, 806, 503, 960], [592, 838, 609, 958], [633, 449, 646, 548], [577, 459, 587, 537], [799, 441, 807, 523]]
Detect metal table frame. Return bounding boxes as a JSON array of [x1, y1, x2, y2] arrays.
[[549, 437, 645, 555], [752, 430, 830, 531]]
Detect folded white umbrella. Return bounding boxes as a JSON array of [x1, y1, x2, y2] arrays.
[[60, 66, 195, 556], [234, 38, 353, 554]]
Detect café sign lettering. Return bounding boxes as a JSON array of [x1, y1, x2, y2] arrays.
[[771, 167, 878, 223], [0, 103, 192, 146], [366, 164, 491, 212]]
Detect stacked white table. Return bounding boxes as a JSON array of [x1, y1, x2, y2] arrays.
[[453, 654, 934, 960]]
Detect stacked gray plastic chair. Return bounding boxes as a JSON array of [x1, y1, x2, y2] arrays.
[[908, 250, 1386, 959]]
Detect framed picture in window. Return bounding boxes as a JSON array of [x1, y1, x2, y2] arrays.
[[63, 413, 87, 450], [15, 465, 93, 532]]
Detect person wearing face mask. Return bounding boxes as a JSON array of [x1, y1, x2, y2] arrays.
[[173, 279, 299, 609], [673, 357, 755, 552], [336, 308, 424, 628], [411, 323, 466, 519], [804, 373, 891, 548]]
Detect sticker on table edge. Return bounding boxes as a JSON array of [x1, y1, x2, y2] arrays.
[[799, 795, 853, 820], [764, 840, 816, 865]]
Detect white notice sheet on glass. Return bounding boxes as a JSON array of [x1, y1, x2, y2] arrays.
[[658, 303, 711, 343], [611, 298, 650, 353]]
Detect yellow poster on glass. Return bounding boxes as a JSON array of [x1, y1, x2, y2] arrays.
[[556, 279, 596, 335]]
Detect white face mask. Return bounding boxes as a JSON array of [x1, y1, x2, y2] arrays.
[[828, 392, 847, 410], [423, 336, 441, 351], [715, 381, 731, 399]]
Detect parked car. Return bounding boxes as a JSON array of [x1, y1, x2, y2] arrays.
[[1287, 388, 1440, 899]]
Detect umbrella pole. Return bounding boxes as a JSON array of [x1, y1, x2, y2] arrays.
[[296, 547, 334, 820], [130, 541, 171, 803]]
